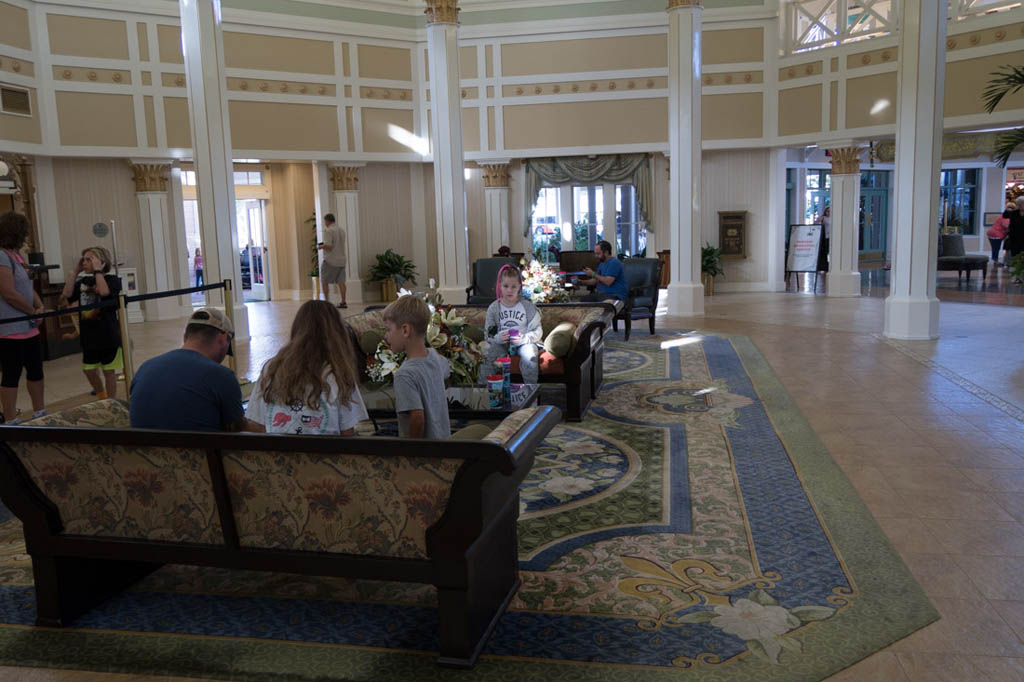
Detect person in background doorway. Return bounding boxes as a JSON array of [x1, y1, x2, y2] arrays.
[[61, 247, 123, 400], [987, 210, 1010, 266], [0, 212, 46, 424], [817, 206, 831, 272], [194, 247, 203, 287], [318, 213, 348, 308], [1002, 197, 1024, 280]]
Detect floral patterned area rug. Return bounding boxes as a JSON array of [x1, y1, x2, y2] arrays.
[[0, 331, 937, 681]]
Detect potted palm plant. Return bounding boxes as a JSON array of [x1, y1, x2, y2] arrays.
[[701, 243, 724, 296], [369, 249, 417, 302]]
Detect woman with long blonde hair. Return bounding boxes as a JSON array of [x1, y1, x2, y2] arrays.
[[245, 300, 366, 434]]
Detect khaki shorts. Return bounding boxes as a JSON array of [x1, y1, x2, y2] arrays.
[[321, 263, 346, 283]]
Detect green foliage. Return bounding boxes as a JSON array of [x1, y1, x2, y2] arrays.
[[701, 243, 724, 277], [305, 213, 319, 277], [532, 233, 560, 263], [368, 248, 417, 285], [574, 221, 591, 251], [1010, 252, 1024, 282], [983, 66, 1024, 167]]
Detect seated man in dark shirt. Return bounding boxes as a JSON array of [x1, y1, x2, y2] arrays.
[[130, 307, 264, 432]]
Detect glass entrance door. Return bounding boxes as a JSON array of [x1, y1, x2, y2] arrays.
[[236, 199, 269, 301], [859, 171, 890, 263]]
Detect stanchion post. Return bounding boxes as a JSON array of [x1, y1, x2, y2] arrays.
[[118, 292, 134, 405], [222, 279, 237, 375]]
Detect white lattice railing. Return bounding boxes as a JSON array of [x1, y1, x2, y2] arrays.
[[784, 0, 1024, 54]]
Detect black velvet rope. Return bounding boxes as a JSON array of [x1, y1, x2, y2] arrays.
[[0, 281, 228, 325]]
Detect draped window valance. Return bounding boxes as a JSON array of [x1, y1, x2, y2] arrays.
[[523, 154, 654, 237]]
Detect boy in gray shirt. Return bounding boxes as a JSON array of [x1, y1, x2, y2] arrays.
[[383, 295, 451, 438]]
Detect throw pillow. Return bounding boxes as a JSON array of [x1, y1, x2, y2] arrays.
[[544, 322, 577, 358], [359, 329, 385, 356]]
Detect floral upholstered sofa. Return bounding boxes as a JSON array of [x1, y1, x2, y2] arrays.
[[0, 399, 560, 668], [349, 303, 613, 420]]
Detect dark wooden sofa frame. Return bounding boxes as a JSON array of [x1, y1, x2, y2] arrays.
[[0, 405, 560, 668]]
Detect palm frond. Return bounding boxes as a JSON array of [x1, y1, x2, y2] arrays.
[[993, 127, 1024, 167], [983, 65, 1024, 114]]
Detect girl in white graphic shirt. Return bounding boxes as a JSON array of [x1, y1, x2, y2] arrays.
[[479, 265, 543, 384]]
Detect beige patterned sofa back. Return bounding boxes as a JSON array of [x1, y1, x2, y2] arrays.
[[8, 400, 544, 560]]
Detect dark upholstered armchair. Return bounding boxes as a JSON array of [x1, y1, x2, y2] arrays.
[[612, 258, 663, 341], [559, 250, 599, 275], [937, 234, 988, 283], [466, 257, 517, 304]]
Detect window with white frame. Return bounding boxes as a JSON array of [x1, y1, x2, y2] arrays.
[[531, 187, 561, 264]]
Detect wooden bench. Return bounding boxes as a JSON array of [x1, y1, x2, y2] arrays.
[[0, 400, 560, 668]]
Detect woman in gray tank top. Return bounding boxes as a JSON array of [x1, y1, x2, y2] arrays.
[[0, 212, 47, 424]]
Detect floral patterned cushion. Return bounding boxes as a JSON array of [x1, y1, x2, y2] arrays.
[[25, 399, 130, 428], [483, 407, 540, 444], [222, 450, 463, 559], [11, 441, 223, 543]]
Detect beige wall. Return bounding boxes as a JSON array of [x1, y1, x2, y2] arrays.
[[0, 2, 30, 50], [224, 32, 334, 75], [229, 101, 340, 152], [778, 84, 822, 136], [504, 98, 667, 149], [0, 87, 41, 144], [358, 163, 414, 283], [704, 93, 763, 140], [946, 51, 1024, 117], [501, 35, 667, 76], [51, 158, 143, 287], [704, 28, 764, 65], [157, 24, 182, 64], [56, 92, 137, 147], [47, 14, 129, 60], [361, 108, 415, 153], [357, 45, 412, 81], [164, 97, 191, 149], [701, 149, 770, 286], [266, 163, 315, 296], [845, 72, 896, 128], [465, 167, 487, 263]]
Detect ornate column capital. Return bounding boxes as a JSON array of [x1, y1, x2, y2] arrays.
[[667, 0, 702, 9], [129, 163, 171, 192], [481, 163, 510, 188], [425, 0, 459, 24], [329, 166, 360, 191], [827, 147, 863, 174]]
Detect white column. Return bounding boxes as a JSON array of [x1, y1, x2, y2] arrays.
[[666, 0, 704, 316], [481, 163, 510, 255], [131, 162, 179, 320], [426, 0, 469, 302], [766, 149, 787, 291], [32, 156, 63, 282], [178, 0, 249, 339], [329, 165, 364, 304], [826, 146, 862, 297], [883, 0, 946, 340]]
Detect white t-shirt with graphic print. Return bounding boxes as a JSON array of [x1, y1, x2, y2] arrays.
[[245, 374, 368, 435], [495, 301, 527, 336]]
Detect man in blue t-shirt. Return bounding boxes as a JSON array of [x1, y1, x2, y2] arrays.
[[130, 307, 264, 432], [581, 240, 629, 301]]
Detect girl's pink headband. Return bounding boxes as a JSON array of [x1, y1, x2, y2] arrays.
[[495, 264, 521, 299]]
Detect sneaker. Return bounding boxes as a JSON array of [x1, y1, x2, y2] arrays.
[[338, 302, 348, 309], [31, 410, 47, 420], [3, 418, 21, 426]]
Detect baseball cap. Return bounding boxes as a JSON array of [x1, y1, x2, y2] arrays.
[[187, 307, 234, 335]]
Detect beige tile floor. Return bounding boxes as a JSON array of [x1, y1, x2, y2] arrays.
[[2, 292, 1023, 681]]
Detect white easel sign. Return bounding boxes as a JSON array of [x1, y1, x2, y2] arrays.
[[786, 225, 822, 274]]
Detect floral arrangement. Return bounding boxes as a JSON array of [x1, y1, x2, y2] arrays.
[[520, 259, 569, 304], [366, 291, 483, 387]]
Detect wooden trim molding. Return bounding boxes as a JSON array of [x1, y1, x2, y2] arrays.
[[425, 0, 459, 24], [828, 147, 862, 175], [668, 0, 703, 9], [129, 163, 171, 193], [329, 166, 360, 191]]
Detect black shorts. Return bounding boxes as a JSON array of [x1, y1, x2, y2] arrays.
[[0, 336, 44, 388], [82, 346, 120, 367]]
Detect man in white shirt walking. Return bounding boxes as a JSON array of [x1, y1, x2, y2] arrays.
[[318, 213, 348, 308]]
